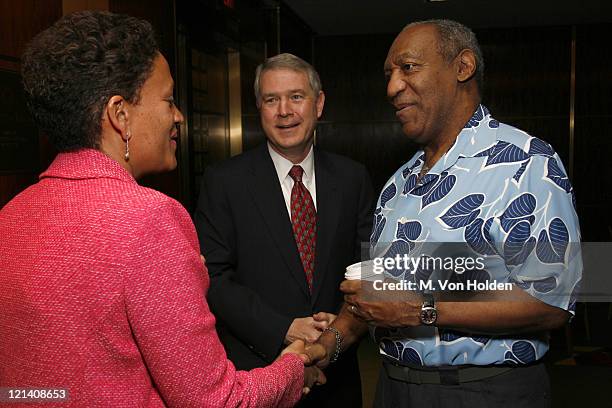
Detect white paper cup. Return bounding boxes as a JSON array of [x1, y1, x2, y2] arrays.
[[344, 260, 378, 281]]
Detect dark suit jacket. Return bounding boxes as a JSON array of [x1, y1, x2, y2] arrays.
[[194, 144, 374, 405]]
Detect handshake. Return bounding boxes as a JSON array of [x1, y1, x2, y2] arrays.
[[278, 312, 337, 395], [279, 338, 330, 395]]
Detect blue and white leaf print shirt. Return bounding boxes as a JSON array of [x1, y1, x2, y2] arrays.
[[370, 105, 582, 367]]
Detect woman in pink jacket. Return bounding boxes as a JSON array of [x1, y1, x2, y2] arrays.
[[0, 10, 323, 407]]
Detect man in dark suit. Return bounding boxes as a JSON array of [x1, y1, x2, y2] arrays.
[[194, 53, 374, 406]]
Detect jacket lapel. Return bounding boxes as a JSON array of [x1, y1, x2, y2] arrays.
[[311, 149, 341, 304], [246, 145, 311, 297]]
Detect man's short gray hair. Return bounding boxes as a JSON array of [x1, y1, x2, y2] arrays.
[[405, 19, 484, 92], [254, 53, 322, 106]]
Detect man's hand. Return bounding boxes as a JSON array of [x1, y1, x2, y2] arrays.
[[312, 312, 336, 327], [341, 279, 422, 328], [303, 366, 326, 395], [306, 304, 370, 369], [285, 317, 328, 344]]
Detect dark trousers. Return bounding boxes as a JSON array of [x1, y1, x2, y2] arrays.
[[374, 362, 551, 408]]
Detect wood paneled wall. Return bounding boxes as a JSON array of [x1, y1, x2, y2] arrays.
[[313, 34, 416, 191], [0, 0, 62, 208], [278, 5, 314, 63], [0, 0, 181, 209], [313, 24, 612, 241], [241, 1, 315, 152], [110, 0, 175, 70], [574, 24, 612, 241], [239, 1, 267, 153], [109, 0, 180, 202], [479, 26, 572, 164], [3, 2, 609, 241], [0, 0, 62, 69]]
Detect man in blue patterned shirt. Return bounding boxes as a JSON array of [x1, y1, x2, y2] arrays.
[[311, 19, 581, 407]]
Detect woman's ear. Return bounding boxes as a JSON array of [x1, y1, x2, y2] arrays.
[[105, 95, 130, 140]]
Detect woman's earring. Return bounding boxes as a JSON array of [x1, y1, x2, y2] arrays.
[[124, 131, 131, 161]]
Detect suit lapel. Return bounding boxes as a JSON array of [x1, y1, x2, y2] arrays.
[[246, 145, 311, 297], [311, 149, 341, 304]]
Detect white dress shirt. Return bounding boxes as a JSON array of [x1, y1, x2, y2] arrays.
[[267, 143, 317, 219]]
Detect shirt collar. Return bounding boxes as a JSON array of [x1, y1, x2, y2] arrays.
[[267, 142, 315, 183], [403, 104, 498, 178], [40, 148, 136, 183]]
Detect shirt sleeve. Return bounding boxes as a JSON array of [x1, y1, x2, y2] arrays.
[[493, 153, 582, 312], [122, 197, 303, 408]]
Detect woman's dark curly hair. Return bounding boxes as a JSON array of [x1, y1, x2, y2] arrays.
[[21, 10, 159, 151]]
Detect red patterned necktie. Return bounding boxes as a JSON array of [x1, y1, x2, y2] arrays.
[[289, 165, 316, 291]]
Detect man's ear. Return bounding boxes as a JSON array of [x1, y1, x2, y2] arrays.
[[315, 91, 325, 119], [105, 95, 130, 140], [456, 49, 477, 83]]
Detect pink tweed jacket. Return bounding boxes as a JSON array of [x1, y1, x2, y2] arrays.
[[0, 149, 303, 407]]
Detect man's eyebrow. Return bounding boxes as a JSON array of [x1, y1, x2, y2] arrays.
[[262, 89, 307, 97], [260, 91, 278, 98], [394, 51, 422, 62], [384, 51, 423, 72]]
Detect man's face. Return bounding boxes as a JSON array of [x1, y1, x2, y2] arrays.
[[384, 24, 459, 144], [258, 68, 324, 162]]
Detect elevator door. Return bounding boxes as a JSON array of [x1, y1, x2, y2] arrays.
[[190, 49, 229, 204]]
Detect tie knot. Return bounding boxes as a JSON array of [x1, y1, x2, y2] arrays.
[[289, 165, 304, 182]]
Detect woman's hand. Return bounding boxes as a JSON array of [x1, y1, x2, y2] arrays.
[[279, 340, 327, 395]]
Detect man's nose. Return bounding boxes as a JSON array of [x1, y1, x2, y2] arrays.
[[387, 70, 406, 101], [175, 106, 185, 124], [278, 98, 293, 117]]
